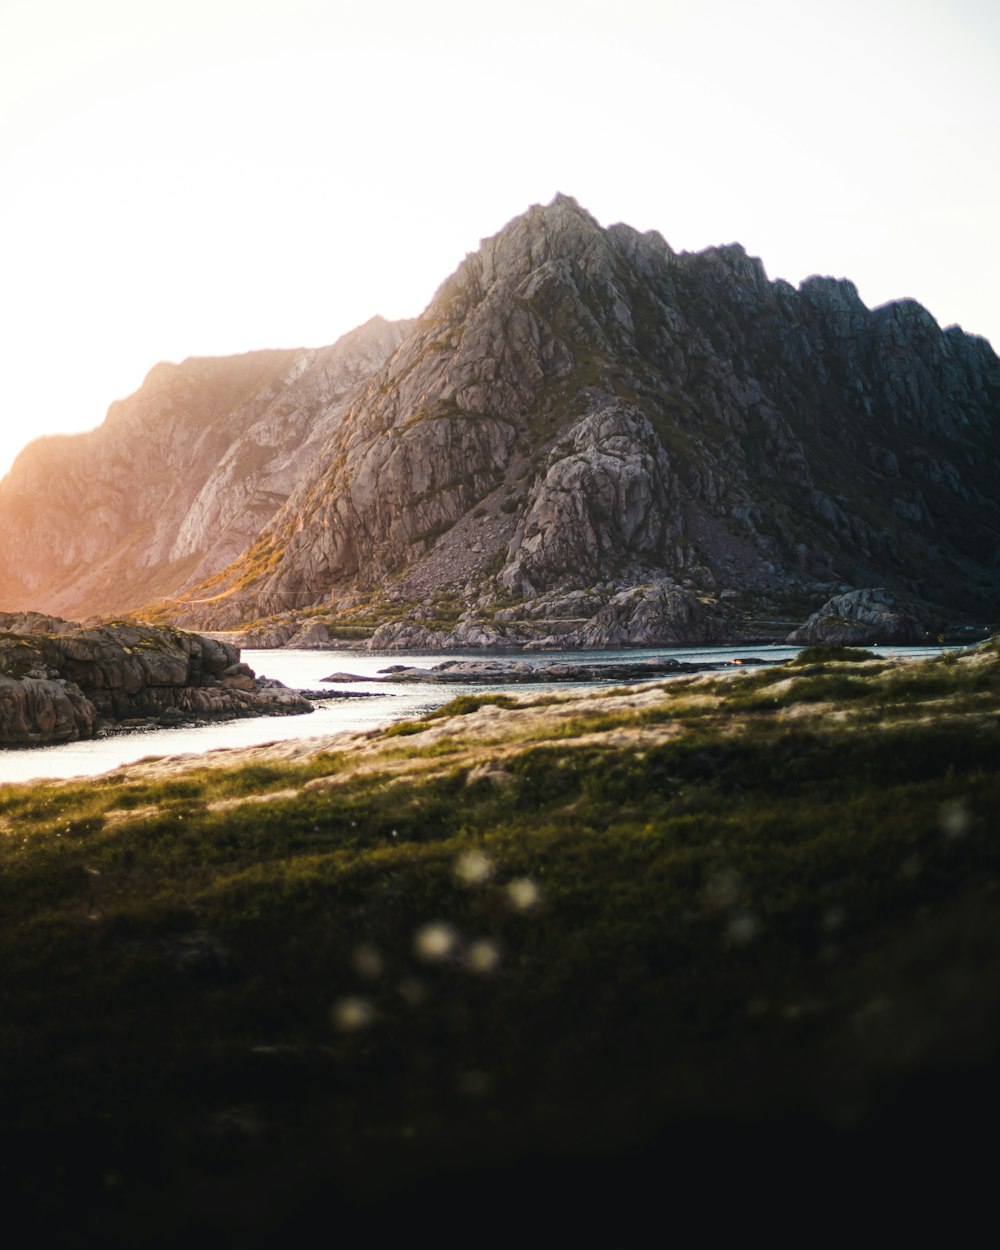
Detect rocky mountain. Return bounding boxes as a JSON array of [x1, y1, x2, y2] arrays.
[[0, 316, 412, 619], [1, 195, 998, 646], [167, 195, 999, 643]]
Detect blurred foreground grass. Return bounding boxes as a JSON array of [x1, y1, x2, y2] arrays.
[[2, 642, 1000, 1239]]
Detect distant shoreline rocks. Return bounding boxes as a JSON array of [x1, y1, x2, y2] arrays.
[[321, 654, 778, 686]]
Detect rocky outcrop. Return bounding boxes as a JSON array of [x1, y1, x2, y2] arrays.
[[0, 318, 412, 619], [0, 622, 312, 744], [575, 584, 721, 648], [322, 654, 755, 685], [366, 621, 445, 651], [787, 588, 925, 646], [501, 405, 680, 595], [0, 611, 80, 636], [354, 581, 718, 652], [0, 676, 97, 743], [284, 621, 333, 649]]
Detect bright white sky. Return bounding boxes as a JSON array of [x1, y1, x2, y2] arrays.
[[1, 0, 997, 476]]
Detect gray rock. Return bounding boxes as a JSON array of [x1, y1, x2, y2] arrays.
[[233, 622, 301, 648], [0, 611, 80, 636], [285, 620, 332, 649], [446, 618, 512, 648], [502, 405, 679, 594], [366, 621, 442, 650], [0, 675, 96, 743], [787, 588, 925, 645], [575, 584, 722, 647], [0, 622, 312, 745]]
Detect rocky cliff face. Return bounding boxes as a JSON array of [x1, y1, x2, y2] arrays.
[[166, 195, 999, 637], [0, 621, 311, 744], [2, 196, 998, 643], [0, 317, 412, 619]]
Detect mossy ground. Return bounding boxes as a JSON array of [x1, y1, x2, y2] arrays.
[[2, 644, 1000, 1238]]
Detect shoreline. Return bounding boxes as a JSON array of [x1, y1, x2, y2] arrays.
[[1, 642, 956, 782]]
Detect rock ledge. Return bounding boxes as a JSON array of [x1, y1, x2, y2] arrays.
[[0, 621, 312, 745]]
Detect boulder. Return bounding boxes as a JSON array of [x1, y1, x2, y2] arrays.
[[0, 675, 96, 744], [575, 584, 722, 647], [285, 620, 332, 648], [446, 618, 512, 648], [367, 621, 443, 650], [787, 588, 924, 645]]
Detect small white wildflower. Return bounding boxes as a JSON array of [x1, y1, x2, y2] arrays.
[[464, 939, 501, 974], [506, 878, 541, 912], [330, 996, 375, 1032], [414, 922, 458, 961], [455, 849, 494, 886]]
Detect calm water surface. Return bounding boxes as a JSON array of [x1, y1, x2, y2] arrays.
[[0, 643, 948, 784]]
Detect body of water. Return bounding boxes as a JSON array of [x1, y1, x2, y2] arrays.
[[0, 643, 949, 785]]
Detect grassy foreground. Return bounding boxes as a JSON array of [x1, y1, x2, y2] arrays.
[[3, 642, 1000, 1239]]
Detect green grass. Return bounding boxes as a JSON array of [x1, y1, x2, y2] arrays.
[[2, 643, 1000, 1237], [787, 644, 878, 665]]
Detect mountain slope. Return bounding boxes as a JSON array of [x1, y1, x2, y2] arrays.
[[0, 316, 411, 618], [172, 195, 1000, 633], [1, 196, 997, 640]]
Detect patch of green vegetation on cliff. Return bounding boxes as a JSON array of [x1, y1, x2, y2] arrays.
[[187, 533, 287, 601], [399, 398, 467, 431], [234, 595, 456, 643], [2, 644, 999, 1235]]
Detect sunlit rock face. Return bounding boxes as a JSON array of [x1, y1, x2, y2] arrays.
[[2, 194, 999, 633], [0, 317, 412, 618]]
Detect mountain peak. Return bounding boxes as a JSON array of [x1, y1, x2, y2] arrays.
[[432, 194, 612, 311], [2, 200, 998, 636]]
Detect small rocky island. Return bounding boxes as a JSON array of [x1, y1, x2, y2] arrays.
[[322, 654, 774, 686], [0, 615, 313, 745]]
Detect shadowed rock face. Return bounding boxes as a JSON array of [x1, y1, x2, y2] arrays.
[[787, 588, 924, 645], [1, 196, 998, 639], [0, 622, 311, 744], [576, 584, 723, 648], [173, 195, 1000, 630]]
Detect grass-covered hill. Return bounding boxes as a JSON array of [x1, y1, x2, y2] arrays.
[[3, 642, 1000, 1240]]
